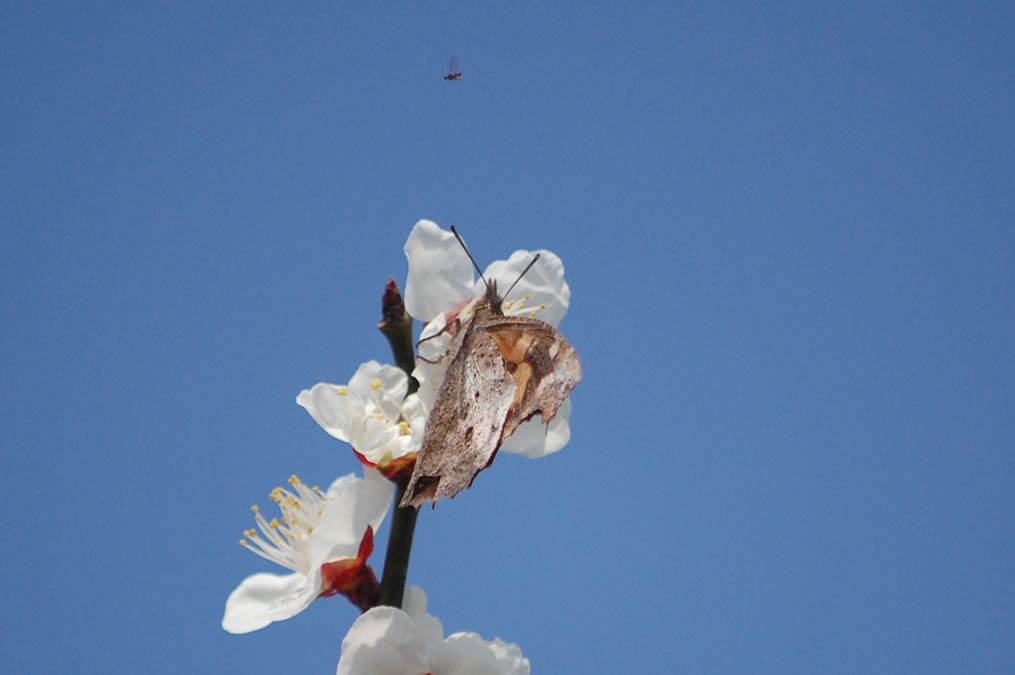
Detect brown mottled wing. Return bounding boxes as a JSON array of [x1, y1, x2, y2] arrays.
[[484, 317, 582, 441], [401, 328, 516, 507]]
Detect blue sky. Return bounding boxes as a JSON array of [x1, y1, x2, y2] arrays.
[[3, 2, 1013, 673]]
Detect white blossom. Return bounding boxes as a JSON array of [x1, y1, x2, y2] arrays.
[[222, 469, 392, 634], [336, 586, 530, 675], [298, 361, 425, 468]]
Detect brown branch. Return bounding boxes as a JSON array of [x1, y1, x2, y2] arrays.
[[376, 277, 420, 608]]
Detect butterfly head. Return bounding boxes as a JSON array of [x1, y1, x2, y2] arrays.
[[473, 278, 504, 316], [449, 225, 539, 319]]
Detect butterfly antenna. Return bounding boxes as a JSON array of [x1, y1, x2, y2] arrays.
[[449, 225, 491, 291], [503, 253, 541, 300]]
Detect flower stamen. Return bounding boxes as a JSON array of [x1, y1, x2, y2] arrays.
[[238, 474, 329, 572]]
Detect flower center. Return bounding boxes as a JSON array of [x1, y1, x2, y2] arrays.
[[238, 475, 326, 573], [503, 293, 548, 318], [367, 378, 395, 422]]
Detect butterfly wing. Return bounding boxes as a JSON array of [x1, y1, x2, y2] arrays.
[[484, 317, 582, 441], [402, 327, 516, 507]]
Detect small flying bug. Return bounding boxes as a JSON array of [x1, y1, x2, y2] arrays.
[[442, 56, 462, 81]]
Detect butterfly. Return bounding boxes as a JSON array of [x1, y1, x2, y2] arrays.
[[401, 227, 581, 507]]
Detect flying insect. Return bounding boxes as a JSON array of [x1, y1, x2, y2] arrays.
[[443, 56, 462, 81]]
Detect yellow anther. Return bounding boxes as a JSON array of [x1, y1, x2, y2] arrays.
[[517, 301, 526, 309], [540, 303, 546, 309], [525, 294, 532, 300], [289, 475, 301, 485], [338, 386, 349, 396], [270, 518, 280, 529], [370, 378, 383, 390], [251, 505, 260, 512], [530, 311, 538, 317], [312, 486, 321, 493], [399, 421, 410, 435], [239, 539, 246, 545]]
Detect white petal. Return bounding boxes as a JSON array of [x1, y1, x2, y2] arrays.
[[336, 606, 429, 675], [402, 585, 445, 646], [481, 637, 531, 675], [297, 383, 359, 442], [360, 467, 395, 534], [483, 249, 570, 326], [311, 468, 393, 568], [435, 633, 531, 675], [404, 220, 475, 321], [221, 572, 316, 634], [347, 360, 408, 403], [412, 361, 445, 416], [401, 395, 427, 451], [417, 312, 453, 362], [500, 398, 572, 458], [350, 417, 401, 462], [411, 313, 457, 416]]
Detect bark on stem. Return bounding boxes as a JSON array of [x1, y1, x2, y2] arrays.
[[377, 278, 419, 608]]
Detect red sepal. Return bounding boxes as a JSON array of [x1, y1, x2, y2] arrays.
[[318, 525, 380, 612], [352, 448, 418, 483]]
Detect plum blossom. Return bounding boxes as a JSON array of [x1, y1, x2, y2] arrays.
[[222, 469, 392, 634], [298, 361, 425, 475], [336, 586, 530, 675], [404, 219, 575, 459]]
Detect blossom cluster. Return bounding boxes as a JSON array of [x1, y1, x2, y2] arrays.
[[222, 220, 576, 673]]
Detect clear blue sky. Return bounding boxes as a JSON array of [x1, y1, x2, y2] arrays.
[[3, 2, 1013, 673]]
